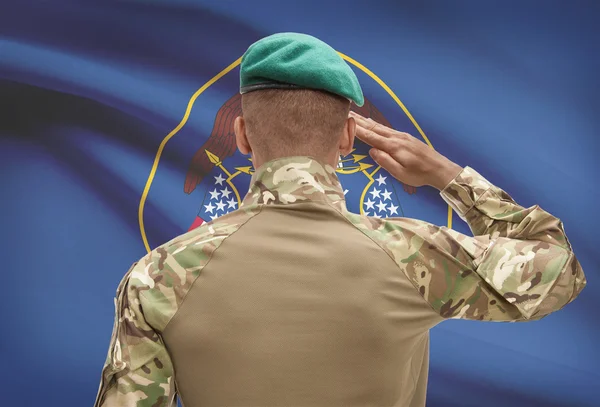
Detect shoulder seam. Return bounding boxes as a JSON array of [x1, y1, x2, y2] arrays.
[[327, 204, 443, 320], [146, 205, 265, 333]]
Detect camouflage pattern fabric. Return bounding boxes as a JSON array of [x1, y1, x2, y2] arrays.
[[94, 207, 261, 406], [95, 156, 586, 406]]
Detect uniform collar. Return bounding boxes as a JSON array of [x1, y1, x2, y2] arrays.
[[241, 156, 347, 211]]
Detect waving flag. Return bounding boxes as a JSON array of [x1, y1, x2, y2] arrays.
[[1, 1, 597, 407], [143, 83, 446, 252], [192, 151, 249, 226]]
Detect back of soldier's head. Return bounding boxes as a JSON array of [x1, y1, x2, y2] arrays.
[[241, 89, 350, 159], [237, 33, 364, 163]]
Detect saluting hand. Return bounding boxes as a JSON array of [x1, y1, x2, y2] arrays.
[[349, 111, 463, 191]]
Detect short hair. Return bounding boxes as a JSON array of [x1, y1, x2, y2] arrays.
[[241, 89, 350, 160]]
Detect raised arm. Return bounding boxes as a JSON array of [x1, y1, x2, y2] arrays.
[[350, 111, 586, 321]]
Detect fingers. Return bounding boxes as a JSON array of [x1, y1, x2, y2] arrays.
[[369, 148, 406, 181], [350, 111, 419, 143], [350, 111, 398, 150], [355, 123, 397, 151], [350, 111, 397, 137], [350, 112, 420, 154], [350, 111, 385, 136]]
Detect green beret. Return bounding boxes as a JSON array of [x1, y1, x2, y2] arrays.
[[240, 32, 364, 107]]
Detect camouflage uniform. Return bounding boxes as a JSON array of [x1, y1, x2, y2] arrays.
[[94, 156, 586, 407]]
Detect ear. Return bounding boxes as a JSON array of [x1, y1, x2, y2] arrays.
[[339, 116, 356, 156], [234, 116, 252, 155]]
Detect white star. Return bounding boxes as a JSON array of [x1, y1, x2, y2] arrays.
[[204, 202, 216, 214], [210, 214, 219, 221], [227, 198, 238, 209], [214, 174, 225, 186], [364, 198, 376, 210], [388, 203, 399, 216], [365, 212, 372, 217], [369, 188, 381, 199], [381, 189, 393, 202], [343, 189, 349, 196], [221, 187, 232, 199], [209, 189, 220, 201], [216, 201, 226, 211], [375, 174, 387, 186], [372, 213, 380, 219], [376, 202, 388, 213]]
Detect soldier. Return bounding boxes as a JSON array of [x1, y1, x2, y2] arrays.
[[94, 33, 586, 407]]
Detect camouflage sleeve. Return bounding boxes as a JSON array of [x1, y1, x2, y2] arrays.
[[94, 262, 177, 407], [412, 166, 587, 321]]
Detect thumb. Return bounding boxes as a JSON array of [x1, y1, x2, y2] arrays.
[[369, 148, 406, 181]]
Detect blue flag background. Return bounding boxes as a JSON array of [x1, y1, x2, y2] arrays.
[[1, 1, 598, 406]]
